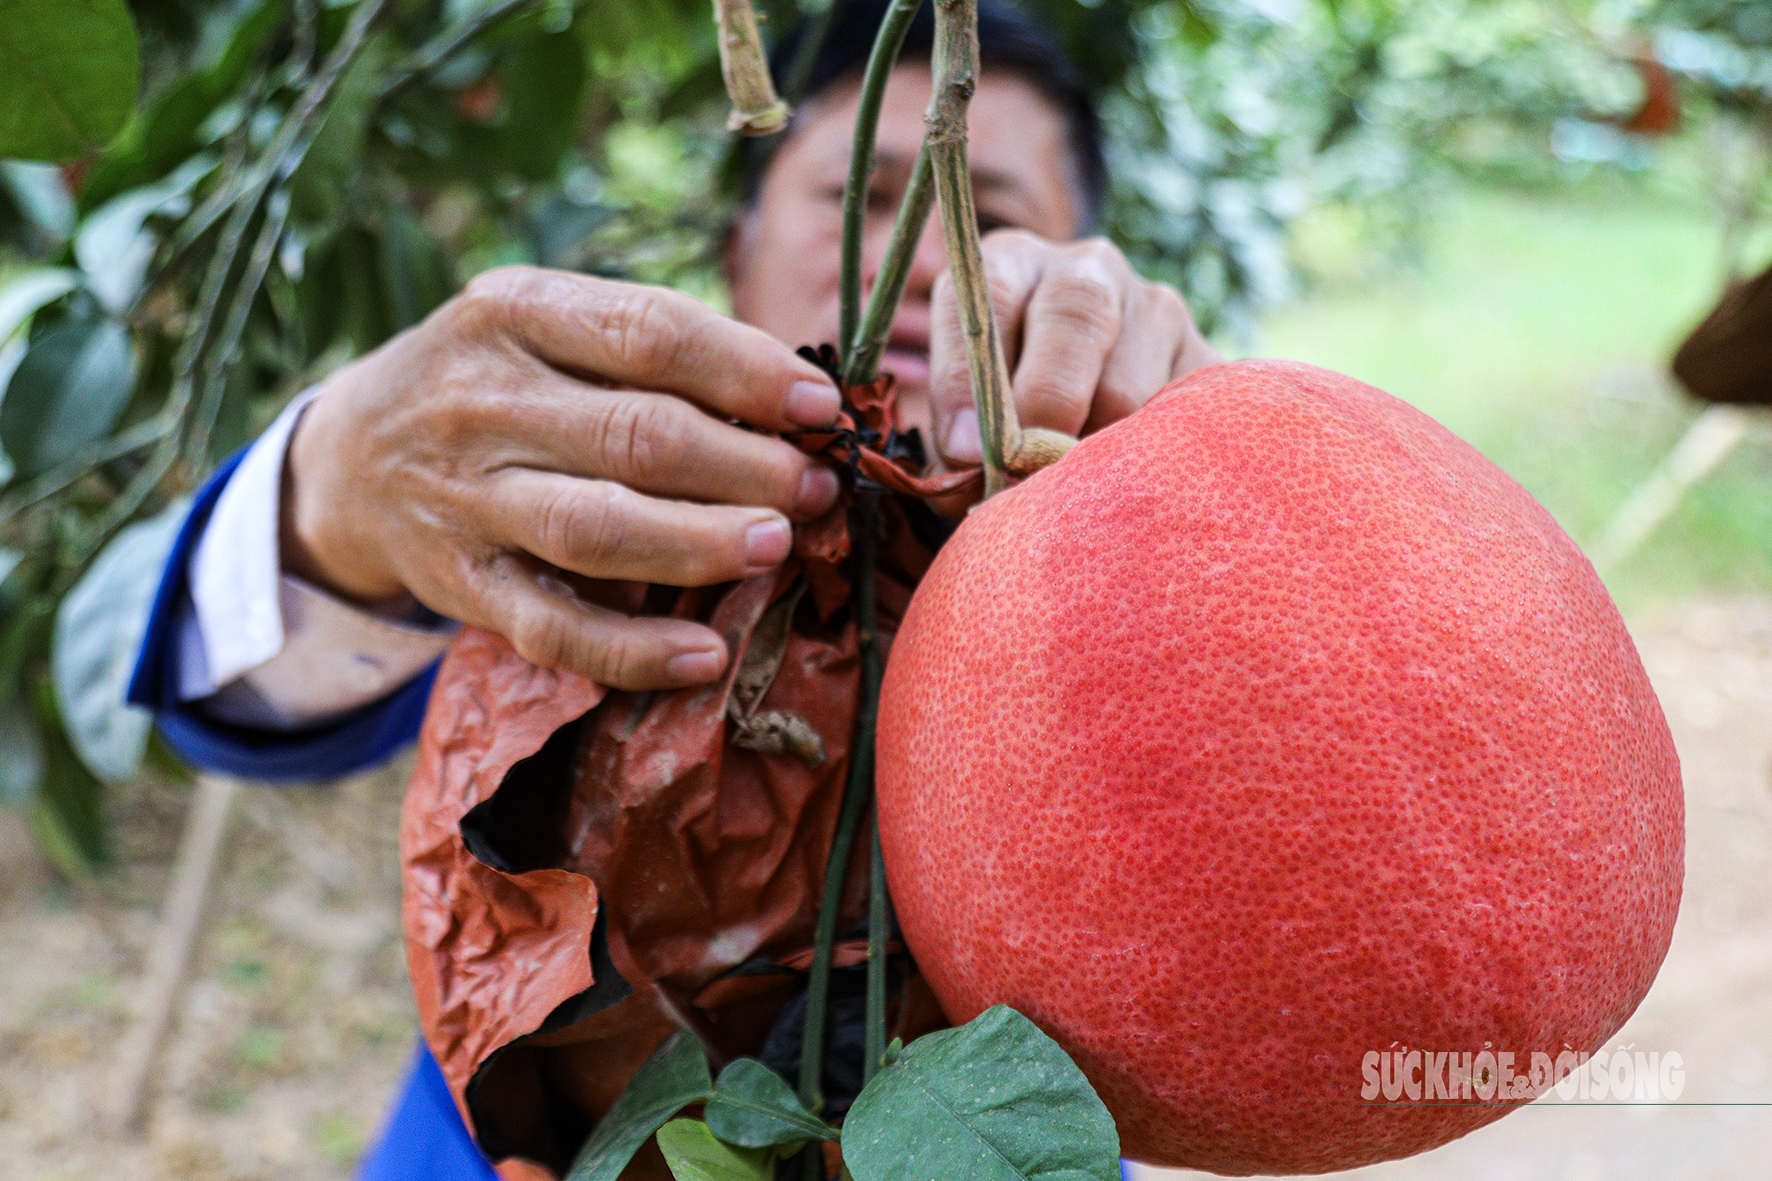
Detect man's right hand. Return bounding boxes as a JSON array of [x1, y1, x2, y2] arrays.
[[281, 266, 844, 691]]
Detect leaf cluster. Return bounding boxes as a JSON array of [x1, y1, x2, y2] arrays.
[[0, 0, 728, 866], [567, 1006, 1120, 1181]]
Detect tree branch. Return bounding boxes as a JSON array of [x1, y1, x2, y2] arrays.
[[926, 0, 1017, 496], [713, 0, 790, 135], [0, 416, 171, 520], [377, 0, 538, 108], [64, 0, 391, 581], [924, 0, 1076, 493], [843, 144, 933, 387]]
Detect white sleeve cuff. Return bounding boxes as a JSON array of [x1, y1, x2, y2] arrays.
[[178, 388, 456, 731]]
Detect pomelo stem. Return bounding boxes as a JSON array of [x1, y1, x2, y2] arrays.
[[843, 145, 934, 387], [926, 0, 1018, 496], [864, 826, 894, 1083], [799, 487, 885, 1134], [713, 0, 790, 135], [839, 0, 925, 365]]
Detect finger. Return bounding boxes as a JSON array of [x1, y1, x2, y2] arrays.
[[451, 266, 842, 430], [1172, 314, 1224, 384], [1084, 282, 1193, 435], [1009, 239, 1131, 440], [478, 469, 795, 588], [928, 231, 1049, 466], [472, 553, 732, 690], [493, 374, 841, 521]]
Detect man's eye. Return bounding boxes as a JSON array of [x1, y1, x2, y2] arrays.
[[977, 212, 1013, 235]]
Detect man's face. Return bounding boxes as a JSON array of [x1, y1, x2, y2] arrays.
[[726, 61, 1082, 440]]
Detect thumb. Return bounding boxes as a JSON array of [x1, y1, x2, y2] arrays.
[[927, 270, 986, 468]]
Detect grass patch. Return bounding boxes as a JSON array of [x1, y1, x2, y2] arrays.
[[315, 1111, 369, 1169]]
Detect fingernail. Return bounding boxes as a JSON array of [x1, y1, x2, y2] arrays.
[[945, 408, 983, 464], [744, 517, 792, 573], [666, 647, 726, 684], [795, 466, 840, 516], [785, 380, 842, 427]]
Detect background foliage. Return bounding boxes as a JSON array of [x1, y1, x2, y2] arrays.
[[0, 0, 1766, 872]]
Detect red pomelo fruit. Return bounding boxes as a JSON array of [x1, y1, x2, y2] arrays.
[[875, 360, 1682, 1174]]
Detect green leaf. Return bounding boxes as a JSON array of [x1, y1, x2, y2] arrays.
[[705, 1058, 836, 1148], [0, 160, 74, 241], [0, 690, 44, 808], [0, 268, 80, 344], [52, 497, 187, 783], [78, 0, 279, 211], [501, 26, 585, 181], [0, 0, 141, 162], [655, 1119, 774, 1181], [0, 315, 137, 479], [841, 1006, 1120, 1181], [75, 155, 212, 313], [290, 31, 391, 226], [378, 204, 456, 332], [563, 1031, 713, 1181], [29, 676, 107, 872]]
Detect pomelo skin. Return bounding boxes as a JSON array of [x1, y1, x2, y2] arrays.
[[874, 360, 1683, 1175]]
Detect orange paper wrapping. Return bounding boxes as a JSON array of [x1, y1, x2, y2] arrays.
[[400, 378, 970, 1178]]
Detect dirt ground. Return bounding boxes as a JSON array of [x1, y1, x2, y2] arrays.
[[3, 598, 1771, 1181]]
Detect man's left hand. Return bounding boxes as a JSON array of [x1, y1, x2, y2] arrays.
[[928, 230, 1221, 467]]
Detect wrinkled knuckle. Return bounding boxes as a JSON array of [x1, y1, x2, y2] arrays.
[[593, 631, 650, 689], [546, 484, 628, 568], [985, 270, 1025, 314], [599, 287, 686, 374], [621, 397, 689, 482], [582, 396, 682, 481], [511, 606, 574, 672], [1048, 271, 1120, 332], [453, 266, 538, 332]]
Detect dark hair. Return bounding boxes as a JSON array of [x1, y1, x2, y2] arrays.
[[734, 0, 1106, 229]]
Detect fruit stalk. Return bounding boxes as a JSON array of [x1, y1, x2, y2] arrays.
[[925, 0, 1018, 496], [843, 145, 933, 387], [838, 0, 925, 364], [798, 486, 885, 1131], [864, 826, 892, 1081], [712, 0, 790, 135]]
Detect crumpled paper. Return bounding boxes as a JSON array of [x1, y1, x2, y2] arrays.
[[401, 375, 971, 1178]]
